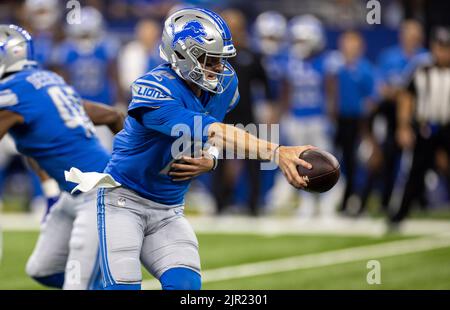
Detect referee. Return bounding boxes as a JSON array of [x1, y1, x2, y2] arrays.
[[392, 26, 450, 223]]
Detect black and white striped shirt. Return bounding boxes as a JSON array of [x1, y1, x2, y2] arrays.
[[408, 60, 450, 125]]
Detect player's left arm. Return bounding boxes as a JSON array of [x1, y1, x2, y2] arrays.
[[0, 110, 24, 140], [24, 157, 61, 221], [82, 100, 125, 134], [169, 150, 216, 181]]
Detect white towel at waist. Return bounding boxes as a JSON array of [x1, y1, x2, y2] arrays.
[[64, 167, 121, 194]]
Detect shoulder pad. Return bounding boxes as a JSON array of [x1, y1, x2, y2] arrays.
[[131, 78, 174, 102], [131, 66, 179, 102]]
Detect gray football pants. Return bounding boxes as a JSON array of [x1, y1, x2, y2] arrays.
[[26, 191, 100, 290], [97, 187, 201, 287]]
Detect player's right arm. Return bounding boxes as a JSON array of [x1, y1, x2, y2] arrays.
[[207, 123, 314, 189], [135, 103, 313, 188], [129, 79, 314, 189], [0, 110, 24, 140]]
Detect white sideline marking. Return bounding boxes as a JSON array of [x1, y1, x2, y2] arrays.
[[142, 233, 450, 290]]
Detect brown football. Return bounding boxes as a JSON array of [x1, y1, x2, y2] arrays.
[[297, 149, 340, 193]]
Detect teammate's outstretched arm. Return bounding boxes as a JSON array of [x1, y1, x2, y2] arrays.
[[82, 100, 126, 134], [0, 110, 24, 140], [207, 122, 315, 189]]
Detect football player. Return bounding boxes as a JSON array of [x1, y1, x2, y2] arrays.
[[0, 24, 124, 289], [23, 0, 62, 68], [69, 8, 314, 290], [254, 10, 288, 106]]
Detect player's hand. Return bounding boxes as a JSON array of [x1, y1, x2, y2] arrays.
[[276, 145, 316, 189], [169, 152, 215, 182], [396, 125, 415, 149]]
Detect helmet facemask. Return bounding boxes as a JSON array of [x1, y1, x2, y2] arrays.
[[185, 46, 235, 94]]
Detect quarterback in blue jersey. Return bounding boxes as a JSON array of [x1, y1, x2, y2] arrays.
[[83, 8, 315, 290], [0, 25, 124, 289]]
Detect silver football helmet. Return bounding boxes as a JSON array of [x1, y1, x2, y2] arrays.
[[159, 8, 236, 94], [0, 25, 36, 79]]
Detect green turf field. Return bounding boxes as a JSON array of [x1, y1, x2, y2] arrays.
[[1, 230, 449, 290]]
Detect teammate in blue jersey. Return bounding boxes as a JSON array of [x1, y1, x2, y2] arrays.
[[24, 0, 62, 69], [78, 8, 315, 290], [0, 0, 63, 209], [0, 24, 124, 289], [253, 11, 289, 103], [53, 7, 122, 107]]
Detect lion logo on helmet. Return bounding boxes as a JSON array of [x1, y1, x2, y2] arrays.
[[171, 20, 207, 48]]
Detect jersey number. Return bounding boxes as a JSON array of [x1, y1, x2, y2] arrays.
[[48, 86, 95, 137]]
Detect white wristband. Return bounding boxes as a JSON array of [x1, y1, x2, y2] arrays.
[[206, 146, 219, 159], [206, 146, 219, 170]]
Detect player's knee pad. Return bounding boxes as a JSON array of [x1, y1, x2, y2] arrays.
[[160, 267, 201, 290]]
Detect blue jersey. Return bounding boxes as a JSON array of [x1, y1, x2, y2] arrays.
[[53, 37, 120, 105], [285, 53, 334, 118], [336, 57, 375, 117], [105, 64, 240, 205], [0, 68, 110, 192]]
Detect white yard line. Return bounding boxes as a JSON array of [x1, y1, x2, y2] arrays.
[[142, 232, 450, 290]]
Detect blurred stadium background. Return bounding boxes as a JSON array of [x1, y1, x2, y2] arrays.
[[0, 0, 450, 289]]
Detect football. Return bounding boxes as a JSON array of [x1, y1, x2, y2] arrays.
[[297, 149, 340, 193]]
